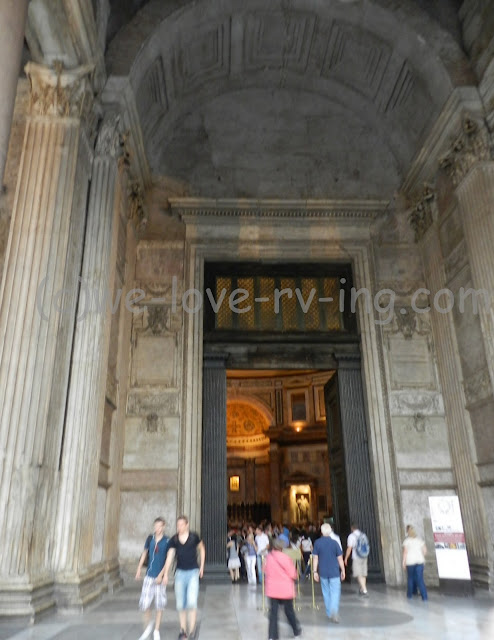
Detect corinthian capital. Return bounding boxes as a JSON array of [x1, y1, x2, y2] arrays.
[[25, 61, 95, 119], [438, 114, 492, 186]]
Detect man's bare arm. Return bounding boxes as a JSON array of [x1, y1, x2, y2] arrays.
[[158, 547, 176, 585], [135, 550, 148, 580], [338, 554, 346, 580], [198, 540, 206, 578], [344, 546, 352, 566]]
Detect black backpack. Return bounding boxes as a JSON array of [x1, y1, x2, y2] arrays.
[[143, 534, 153, 567]]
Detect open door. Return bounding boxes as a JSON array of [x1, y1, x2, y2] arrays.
[[324, 373, 350, 540]]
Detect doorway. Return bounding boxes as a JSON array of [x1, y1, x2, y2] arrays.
[[225, 369, 338, 530], [200, 262, 384, 579]]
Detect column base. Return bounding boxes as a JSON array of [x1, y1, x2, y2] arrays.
[[202, 563, 230, 583], [469, 559, 494, 592], [0, 575, 56, 622], [55, 563, 108, 613], [104, 558, 123, 594], [366, 568, 385, 583]]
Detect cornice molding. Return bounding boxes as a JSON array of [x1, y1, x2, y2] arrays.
[[102, 76, 152, 188], [401, 86, 484, 196], [169, 198, 389, 222]]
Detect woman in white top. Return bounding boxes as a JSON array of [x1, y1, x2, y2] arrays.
[[402, 525, 428, 601]]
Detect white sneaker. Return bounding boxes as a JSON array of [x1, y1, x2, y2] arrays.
[[153, 631, 160, 640], [138, 622, 154, 640]]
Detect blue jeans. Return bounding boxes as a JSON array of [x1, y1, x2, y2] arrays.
[[174, 568, 200, 610], [320, 576, 341, 618], [256, 555, 264, 584], [406, 564, 427, 600]]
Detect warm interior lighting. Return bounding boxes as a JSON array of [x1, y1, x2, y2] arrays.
[[293, 421, 304, 432], [229, 475, 240, 491]]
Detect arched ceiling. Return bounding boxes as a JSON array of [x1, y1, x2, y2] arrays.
[[106, 0, 473, 199]]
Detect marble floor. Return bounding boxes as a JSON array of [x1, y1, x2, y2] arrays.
[[0, 580, 493, 640]]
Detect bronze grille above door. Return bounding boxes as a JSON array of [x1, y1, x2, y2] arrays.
[[204, 262, 358, 339]]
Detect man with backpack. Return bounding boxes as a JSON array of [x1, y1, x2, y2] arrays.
[[344, 523, 369, 597], [135, 517, 170, 640]]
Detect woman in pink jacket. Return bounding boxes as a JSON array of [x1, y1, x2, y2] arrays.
[[264, 538, 302, 640]]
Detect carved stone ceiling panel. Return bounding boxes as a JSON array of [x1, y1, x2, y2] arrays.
[[104, 0, 470, 198], [155, 89, 402, 198]]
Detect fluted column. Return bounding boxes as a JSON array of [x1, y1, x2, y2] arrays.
[[336, 355, 383, 579], [420, 221, 490, 585], [455, 162, 494, 394], [0, 0, 28, 185], [0, 62, 94, 619], [201, 354, 227, 577], [269, 444, 281, 522], [246, 458, 256, 504], [52, 113, 124, 609]]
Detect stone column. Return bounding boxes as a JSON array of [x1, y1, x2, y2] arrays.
[[0, 62, 94, 619], [455, 162, 494, 394], [246, 458, 256, 504], [52, 113, 124, 609], [0, 0, 28, 185], [269, 443, 281, 522], [336, 354, 383, 579], [201, 354, 227, 578], [455, 164, 494, 589], [419, 218, 490, 586]]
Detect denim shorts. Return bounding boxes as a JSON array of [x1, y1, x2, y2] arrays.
[[174, 568, 200, 610]]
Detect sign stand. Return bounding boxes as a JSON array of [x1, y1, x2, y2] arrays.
[[428, 496, 473, 596]]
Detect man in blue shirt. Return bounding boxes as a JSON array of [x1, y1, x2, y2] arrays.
[[313, 523, 346, 624], [136, 517, 169, 640]]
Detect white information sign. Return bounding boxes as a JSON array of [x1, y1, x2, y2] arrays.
[[428, 496, 471, 581]]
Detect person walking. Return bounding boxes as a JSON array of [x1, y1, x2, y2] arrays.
[[344, 523, 369, 597], [312, 523, 345, 624], [135, 517, 169, 640], [264, 538, 302, 640], [301, 533, 313, 579], [255, 525, 270, 584], [227, 529, 241, 583], [160, 515, 205, 640], [244, 533, 258, 585], [402, 525, 428, 601]]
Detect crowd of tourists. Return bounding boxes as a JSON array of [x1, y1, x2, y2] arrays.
[[133, 515, 427, 640]]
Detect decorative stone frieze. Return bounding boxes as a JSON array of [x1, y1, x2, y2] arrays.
[[389, 391, 444, 416], [394, 307, 418, 339], [438, 114, 492, 186], [146, 305, 169, 335], [25, 61, 95, 120], [126, 390, 180, 417], [406, 413, 427, 433], [145, 413, 159, 433], [169, 198, 387, 222], [408, 183, 437, 242]]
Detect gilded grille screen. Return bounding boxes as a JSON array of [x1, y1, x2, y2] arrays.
[[213, 275, 344, 333]]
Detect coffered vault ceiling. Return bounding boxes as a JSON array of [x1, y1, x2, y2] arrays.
[[107, 0, 472, 199]]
